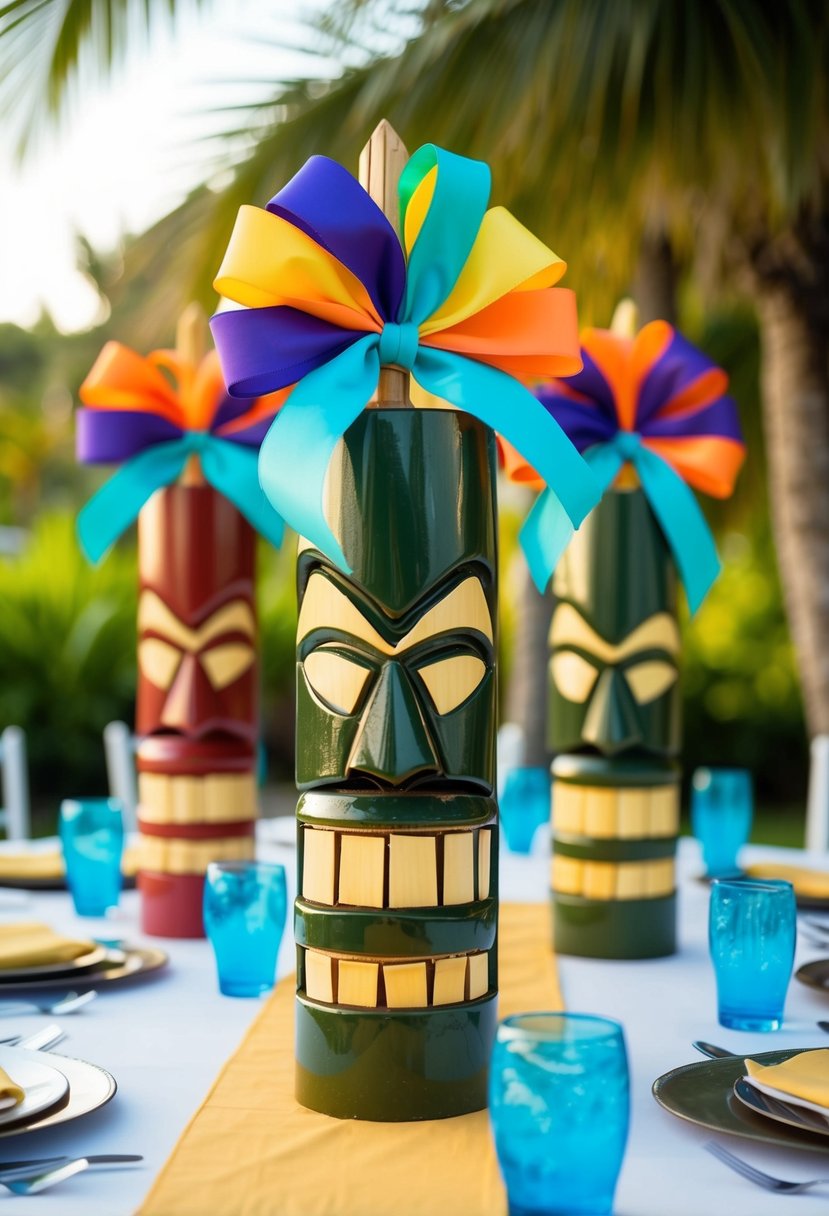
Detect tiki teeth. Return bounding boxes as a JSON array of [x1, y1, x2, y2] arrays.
[[138, 833, 255, 876], [137, 771, 257, 825]]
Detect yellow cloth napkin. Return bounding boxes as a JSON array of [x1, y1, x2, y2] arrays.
[[0, 922, 94, 970], [0, 1066, 25, 1110], [744, 861, 829, 899], [138, 902, 562, 1216], [746, 1049, 829, 1109], [0, 846, 140, 882]]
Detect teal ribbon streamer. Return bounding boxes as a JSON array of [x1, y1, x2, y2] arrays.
[[520, 430, 720, 613], [78, 432, 284, 564], [259, 333, 599, 572]]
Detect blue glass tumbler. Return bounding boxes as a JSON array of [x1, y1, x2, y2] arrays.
[[692, 767, 753, 878], [501, 767, 551, 854], [709, 878, 796, 1031], [59, 798, 124, 917], [489, 1013, 630, 1216], [203, 861, 287, 997]]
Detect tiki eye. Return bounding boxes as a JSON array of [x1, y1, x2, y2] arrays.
[[418, 654, 487, 715], [550, 652, 598, 703], [200, 644, 255, 690], [304, 649, 372, 715], [138, 639, 182, 690], [625, 660, 677, 704]]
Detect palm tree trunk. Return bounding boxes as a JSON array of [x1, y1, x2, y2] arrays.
[[633, 230, 678, 326], [755, 280, 829, 735], [753, 224, 829, 844]]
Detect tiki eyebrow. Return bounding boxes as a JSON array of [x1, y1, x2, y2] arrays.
[[550, 604, 680, 661], [297, 574, 391, 651], [297, 573, 493, 651], [138, 591, 255, 649]]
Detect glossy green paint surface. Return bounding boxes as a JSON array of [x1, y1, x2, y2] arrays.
[[295, 993, 498, 1121], [297, 790, 496, 829], [552, 892, 677, 960], [294, 409, 500, 1120], [553, 836, 677, 863], [295, 897, 498, 957]]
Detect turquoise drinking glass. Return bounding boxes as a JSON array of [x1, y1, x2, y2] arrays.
[[203, 861, 287, 997], [489, 1013, 630, 1216], [501, 767, 551, 854], [709, 878, 796, 1031], [692, 767, 753, 878], [59, 798, 124, 917]]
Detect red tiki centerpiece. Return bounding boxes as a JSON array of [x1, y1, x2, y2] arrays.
[[76, 305, 285, 937]]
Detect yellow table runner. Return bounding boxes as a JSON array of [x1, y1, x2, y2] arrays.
[[138, 903, 560, 1216]]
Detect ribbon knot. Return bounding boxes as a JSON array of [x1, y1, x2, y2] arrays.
[[378, 322, 419, 371], [613, 430, 641, 460]]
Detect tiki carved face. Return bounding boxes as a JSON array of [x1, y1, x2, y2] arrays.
[[295, 409, 497, 793], [136, 484, 258, 750], [549, 489, 681, 760]]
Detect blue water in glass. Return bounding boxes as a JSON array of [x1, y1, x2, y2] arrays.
[[59, 798, 124, 917], [489, 1013, 629, 1216], [501, 767, 550, 854], [203, 861, 287, 997], [692, 768, 753, 878], [709, 878, 796, 1031]]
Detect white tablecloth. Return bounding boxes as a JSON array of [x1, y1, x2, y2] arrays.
[[0, 829, 826, 1215]]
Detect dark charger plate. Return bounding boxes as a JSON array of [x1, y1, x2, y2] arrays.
[[653, 1048, 829, 1154], [0, 947, 168, 994]]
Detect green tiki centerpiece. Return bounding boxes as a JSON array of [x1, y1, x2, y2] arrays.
[[211, 121, 599, 1119], [75, 306, 285, 937], [507, 312, 745, 959]]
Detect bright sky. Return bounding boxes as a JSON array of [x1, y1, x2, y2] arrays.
[[0, 1, 329, 332]]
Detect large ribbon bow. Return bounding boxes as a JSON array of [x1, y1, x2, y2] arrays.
[[210, 143, 601, 570], [509, 320, 745, 613], [76, 342, 287, 561]]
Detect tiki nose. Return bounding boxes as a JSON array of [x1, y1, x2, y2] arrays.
[[581, 667, 644, 755], [348, 661, 441, 786], [160, 653, 217, 731]]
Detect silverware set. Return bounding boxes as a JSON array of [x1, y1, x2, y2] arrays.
[[0, 1001, 142, 1194]]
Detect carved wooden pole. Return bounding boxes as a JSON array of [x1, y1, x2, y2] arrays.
[[136, 303, 258, 938]]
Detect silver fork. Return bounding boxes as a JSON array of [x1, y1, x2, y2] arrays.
[[706, 1139, 829, 1193], [0, 991, 97, 1017], [0, 1158, 96, 1195], [6, 1024, 67, 1052]]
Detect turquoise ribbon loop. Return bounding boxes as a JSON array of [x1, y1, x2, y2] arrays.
[[520, 429, 720, 612], [78, 433, 284, 564], [378, 322, 419, 369]]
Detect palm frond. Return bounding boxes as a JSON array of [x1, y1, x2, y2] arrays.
[[0, 0, 211, 151]]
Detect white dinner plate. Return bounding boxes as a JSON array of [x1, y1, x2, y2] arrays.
[[0, 1045, 69, 1127]]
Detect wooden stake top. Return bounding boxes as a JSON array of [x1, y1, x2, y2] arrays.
[[360, 121, 412, 409], [177, 302, 208, 486], [176, 302, 210, 369], [610, 298, 639, 339]]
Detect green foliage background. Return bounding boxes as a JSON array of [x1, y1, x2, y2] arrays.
[[0, 282, 807, 825]]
